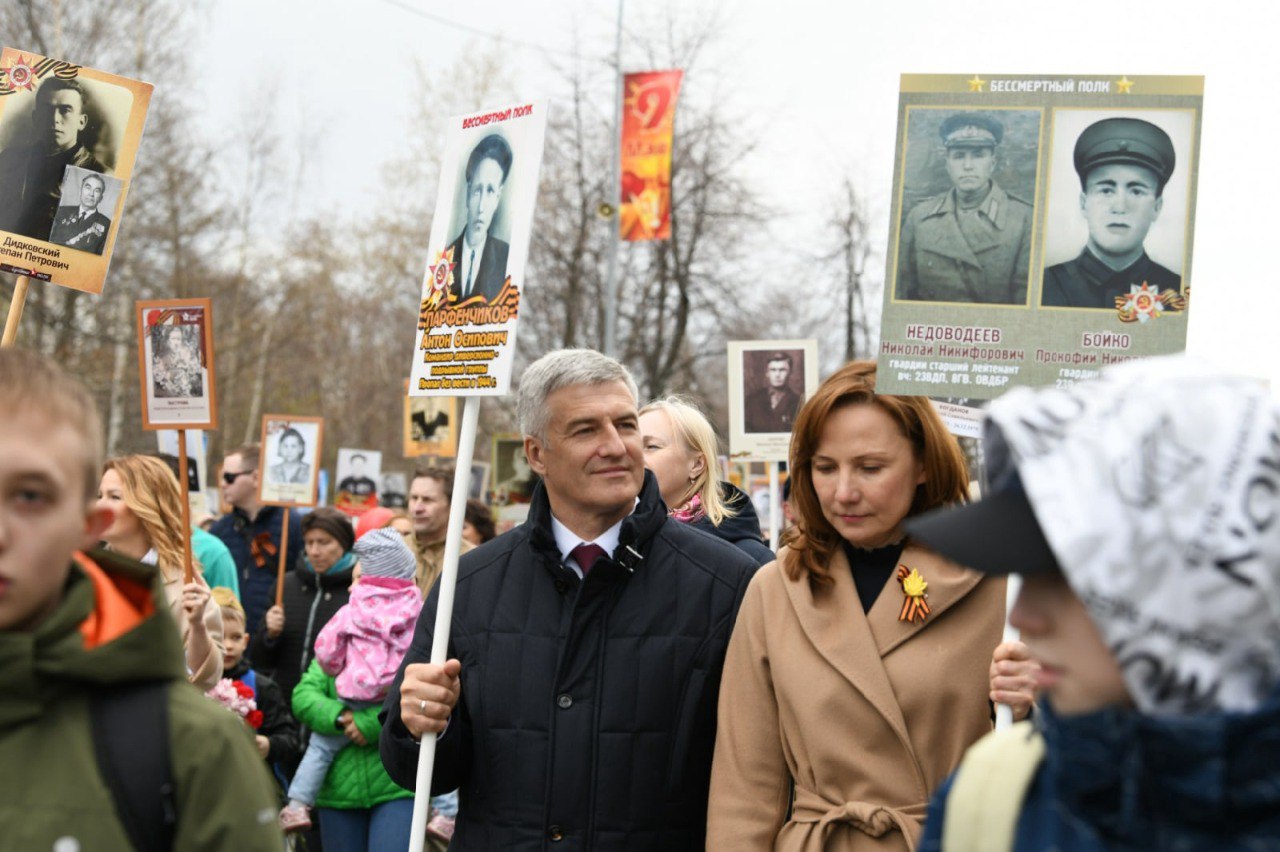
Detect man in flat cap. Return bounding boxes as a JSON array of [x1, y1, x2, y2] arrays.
[[895, 112, 1034, 304], [1042, 117, 1179, 308]]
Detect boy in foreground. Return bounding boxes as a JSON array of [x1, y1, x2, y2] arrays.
[[908, 355, 1280, 851], [0, 348, 283, 849]]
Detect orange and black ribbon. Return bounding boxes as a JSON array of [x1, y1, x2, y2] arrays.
[[250, 532, 278, 570]]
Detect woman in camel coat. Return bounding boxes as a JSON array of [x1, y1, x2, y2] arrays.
[[708, 361, 1005, 851]]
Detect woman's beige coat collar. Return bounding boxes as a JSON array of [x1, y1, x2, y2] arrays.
[[779, 543, 985, 774]]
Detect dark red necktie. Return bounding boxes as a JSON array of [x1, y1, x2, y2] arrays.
[[570, 543, 608, 574]]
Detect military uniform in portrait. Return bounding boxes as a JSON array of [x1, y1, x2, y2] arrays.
[[895, 112, 1034, 305], [1041, 116, 1181, 309], [1042, 250, 1179, 308], [48, 204, 112, 254], [897, 183, 1033, 304]]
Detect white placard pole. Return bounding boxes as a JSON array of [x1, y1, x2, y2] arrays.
[[994, 573, 1023, 731], [768, 461, 781, 549], [407, 395, 479, 852]]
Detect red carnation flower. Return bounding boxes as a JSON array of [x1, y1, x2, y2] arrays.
[[234, 681, 254, 699], [246, 709, 264, 730]]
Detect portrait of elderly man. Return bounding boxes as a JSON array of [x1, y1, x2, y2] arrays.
[[743, 350, 802, 434], [0, 78, 108, 241], [48, 171, 112, 254], [896, 111, 1034, 305], [1042, 117, 1180, 308], [381, 348, 759, 850], [447, 133, 512, 305]]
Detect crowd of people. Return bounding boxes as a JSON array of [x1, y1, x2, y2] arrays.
[[2, 343, 1277, 851]]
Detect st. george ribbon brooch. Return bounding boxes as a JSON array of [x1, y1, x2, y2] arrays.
[[897, 565, 930, 623]]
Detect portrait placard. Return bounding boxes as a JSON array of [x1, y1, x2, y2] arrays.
[[258, 415, 324, 507], [929, 400, 984, 440], [0, 48, 153, 294], [495, 503, 530, 536], [381, 472, 408, 509], [403, 380, 458, 457], [408, 101, 549, 398], [727, 339, 820, 462], [491, 433, 536, 506], [468, 461, 490, 503], [748, 475, 772, 524], [134, 298, 217, 430], [334, 448, 382, 516], [156, 429, 210, 517], [877, 74, 1203, 399]]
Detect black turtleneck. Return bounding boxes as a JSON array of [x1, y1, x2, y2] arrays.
[[841, 539, 906, 614]]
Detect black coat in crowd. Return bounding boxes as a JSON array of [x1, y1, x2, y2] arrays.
[[380, 471, 759, 851], [248, 556, 354, 703], [688, 481, 777, 567], [225, 658, 302, 784]]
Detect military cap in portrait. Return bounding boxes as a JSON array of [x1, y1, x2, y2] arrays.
[[1073, 116, 1175, 189], [939, 112, 1004, 148]]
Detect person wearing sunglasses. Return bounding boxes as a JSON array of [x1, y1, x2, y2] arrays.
[[208, 444, 304, 643]]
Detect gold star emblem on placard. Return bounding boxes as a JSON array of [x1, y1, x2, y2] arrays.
[[1117, 76, 1135, 94], [967, 74, 985, 93]]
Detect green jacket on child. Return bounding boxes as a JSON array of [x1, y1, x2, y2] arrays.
[[291, 658, 414, 811]]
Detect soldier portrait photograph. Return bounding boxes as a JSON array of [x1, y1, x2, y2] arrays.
[[893, 108, 1041, 305], [0, 74, 130, 242], [742, 348, 805, 434], [1040, 110, 1192, 308], [446, 132, 513, 305]]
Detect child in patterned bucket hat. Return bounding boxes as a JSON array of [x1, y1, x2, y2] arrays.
[[910, 354, 1280, 851]]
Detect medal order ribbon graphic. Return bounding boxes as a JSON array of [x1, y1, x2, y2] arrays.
[[1115, 282, 1187, 323]]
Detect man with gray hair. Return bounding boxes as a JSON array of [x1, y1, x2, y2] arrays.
[[381, 348, 759, 850]]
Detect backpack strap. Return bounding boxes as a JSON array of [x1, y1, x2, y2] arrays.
[[90, 681, 178, 852], [942, 720, 1045, 852]]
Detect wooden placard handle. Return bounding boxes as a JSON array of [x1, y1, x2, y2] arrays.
[[177, 430, 194, 584], [1, 275, 31, 348], [275, 511, 290, 607]]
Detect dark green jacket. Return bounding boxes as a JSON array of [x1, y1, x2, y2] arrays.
[[0, 548, 283, 850], [291, 658, 413, 810]]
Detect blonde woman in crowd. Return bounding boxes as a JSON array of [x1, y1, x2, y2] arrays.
[[639, 396, 775, 565], [97, 454, 224, 691]]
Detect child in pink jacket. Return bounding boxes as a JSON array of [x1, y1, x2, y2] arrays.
[[279, 527, 423, 831]]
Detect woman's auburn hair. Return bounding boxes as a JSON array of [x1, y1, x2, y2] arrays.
[[780, 360, 969, 586], [103, 454, 202, 582]]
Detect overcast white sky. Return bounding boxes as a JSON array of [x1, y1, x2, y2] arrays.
[[194, 0, 1279, 388]]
